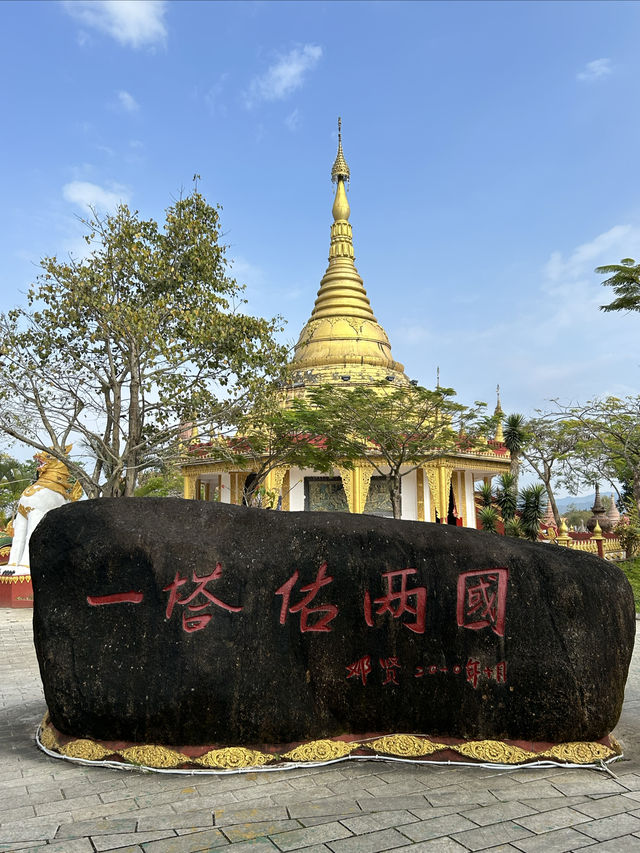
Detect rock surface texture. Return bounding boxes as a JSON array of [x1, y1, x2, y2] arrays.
[[30, 499, 635, 746]]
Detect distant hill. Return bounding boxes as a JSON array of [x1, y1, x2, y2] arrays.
[[555, 493, 617, 513]]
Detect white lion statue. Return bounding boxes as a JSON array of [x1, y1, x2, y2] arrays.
[[5, 448, 82, 576]]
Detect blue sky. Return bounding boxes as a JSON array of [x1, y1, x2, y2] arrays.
[[2, 0, 640, 431]]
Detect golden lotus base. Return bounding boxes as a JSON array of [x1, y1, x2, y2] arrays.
[[37, 714, 622, 774]]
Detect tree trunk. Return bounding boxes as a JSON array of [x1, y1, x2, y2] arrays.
[[547, 487, 561, 527], [540, 462, 561, 526], [390, 478, 402, 519], [124, 346, 142, 497], [634, 465, 640, 515], [510, 453, 520, 493]]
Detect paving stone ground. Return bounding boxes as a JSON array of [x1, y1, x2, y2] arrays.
[[1, 608, 638, 852]]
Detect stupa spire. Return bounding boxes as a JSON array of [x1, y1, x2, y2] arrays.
[[494, 384, 504, 442], [291, 120, 406, 384], [331, 117, 350, 184]]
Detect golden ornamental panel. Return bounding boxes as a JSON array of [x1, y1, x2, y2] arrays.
[[369, 735, 447, 757], [0, 575, 32, 584], [454, 740, 535, 764], [195, 747, 275, 769], [60, 739, 112, 762], [423, 465, 439, 523], [283, 739, 359, 762], [37, 716, 622, 774], [120, 745, 189, 768], [541, 742, 617, 763], [356, 463, 374, 514], [337, 466, 355, 513]]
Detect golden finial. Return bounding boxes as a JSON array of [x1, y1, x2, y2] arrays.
[[331, 117, 350, 184]]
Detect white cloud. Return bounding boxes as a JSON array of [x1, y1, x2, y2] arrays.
[[246, 44, 322, 106], [117, 90, 139, 112], [544, 225, 639, 285], [392, 222, 640, 413], [285, 108, 300, 132], [230, 256, 266, 288], [62, 1, 167, 49], [577, 58, 612, 82], [204, 73, 229, 116], [62, 181, 130, 212]]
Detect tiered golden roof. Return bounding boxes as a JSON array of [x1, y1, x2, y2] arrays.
[[291, 119, 407, 386]]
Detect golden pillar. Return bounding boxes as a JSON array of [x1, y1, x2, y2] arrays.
[[451, 470, 462, 525], [183, 473, 196, 500], [281, 470, 291, 512], [338, 463, 374, 514], [424, 462, 454, 523], [416, 468, 425, 522], [265, 467, 287, 508]]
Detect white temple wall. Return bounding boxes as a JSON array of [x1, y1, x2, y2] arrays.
[[287, 467, 307, 512], [465, 471, 477, 528], [219, 472, 231, 504], [424, 472, 432, 522], [400, 468, 417, 521]]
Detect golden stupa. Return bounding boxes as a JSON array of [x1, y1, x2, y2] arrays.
[[182, 122, 510, 523], [291, 119, 406, 387]]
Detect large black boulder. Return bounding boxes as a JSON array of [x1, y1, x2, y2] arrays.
[[30, 499, 635, 746]]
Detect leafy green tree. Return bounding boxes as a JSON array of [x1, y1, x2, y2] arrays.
[[0, 188, 287, 498], [597, 258, 640, 314], [290, 381, 488, 520], [553, 396, 640, 515], [521, 416, 579, 526], [0, 455, 36, 526], [134, 466, 184, 498], [503, 413, 530, 492], [208, 387, 335, 508], [615, 503, 640, 559]]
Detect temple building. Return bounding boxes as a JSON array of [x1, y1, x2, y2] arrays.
[[181, 124, 510, 525]]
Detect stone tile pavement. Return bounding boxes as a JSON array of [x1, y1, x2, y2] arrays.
[[1, 608, 638, 852]]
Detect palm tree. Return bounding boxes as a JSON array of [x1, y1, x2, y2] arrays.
[[495, 472, 517, 524], [518, 483, 546, 541], [596, 258, 640, 314], [503, 413, 529, 492], [478, 505, 499, 533], [477, 481, 494, 507]]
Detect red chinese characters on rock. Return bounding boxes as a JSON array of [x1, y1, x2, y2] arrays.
[[87, 592, 144, 606], [457, 568, 508, 637], [163, 563, 243, 633], [348, 655, 507, 688], [465, 658, 507, 689], [379, 656, 401, 685], [364, 568, 427, 634], [346, 655, 401, 686], [346, 655, 373, 685], [275, 561, 338, 632]]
